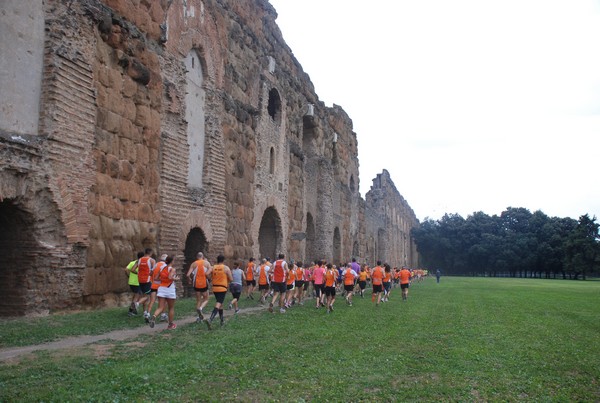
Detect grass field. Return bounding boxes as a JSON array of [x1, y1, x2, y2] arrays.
[[0, 277, 598, 401]]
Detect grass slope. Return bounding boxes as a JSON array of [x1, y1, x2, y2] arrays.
[[0, 277, 598, 401]]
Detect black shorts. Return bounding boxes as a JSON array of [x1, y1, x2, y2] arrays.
[[344, 284, 355, 292], [401, 283, 409, 289], [271, 282, 286, 294], [373, 284, 383, 293], [325, 286, 336, 297], [303, 282, 309, 290], [259, 283, 269, 291], [286, 283, 295, 291], [383, 282, 391, 292], [214, 291, 227, 304], [246, 280, 256, 286], [358, 281, 366, 290], [139, 282, 152, 295], [129, 285, 140, 294], [194, 287, 209, 293], [230, 283, 242, 299], [314, 283, 324, 297], [295, 280, 305, 288]]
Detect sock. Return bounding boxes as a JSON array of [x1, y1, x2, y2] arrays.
[[210, 308, 218, 321], [218, 309, 224, 320]]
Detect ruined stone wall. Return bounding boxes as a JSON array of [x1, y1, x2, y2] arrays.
[[0, 0, 419, 315], [365, 170, 420, 267]]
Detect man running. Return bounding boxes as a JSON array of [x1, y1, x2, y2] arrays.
[[371, 261, 384, 306], [205, 255, 233, 328], [399, 266, 411, 301], [342, 263, 358, 306], [245, 257, 257, 299], [124, 251, 144, 316], [312, 261, 326, 309], [269, 254, 289, 314], [131, 248, 156, 322], [257, 258, 271, 304], [186, 252, 212, 321]]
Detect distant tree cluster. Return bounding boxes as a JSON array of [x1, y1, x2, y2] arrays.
[[411, 207, 600, 279]]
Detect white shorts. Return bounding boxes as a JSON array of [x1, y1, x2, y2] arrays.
[[157, 284, 176, 299]]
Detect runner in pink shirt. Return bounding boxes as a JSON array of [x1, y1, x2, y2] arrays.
[[312, 261, 326, 308]]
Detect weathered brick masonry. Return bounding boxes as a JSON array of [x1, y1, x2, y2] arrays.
[[0, 0, 419, 315]]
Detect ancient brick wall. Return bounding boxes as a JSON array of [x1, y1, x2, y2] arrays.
[[0, 0, 420, 315]]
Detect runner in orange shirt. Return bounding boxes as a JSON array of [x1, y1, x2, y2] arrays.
[[186, 252, 212, 321], [383, 264, 393, 302], [324, 263, 337, 313], [357, 266, 368, 298], [342, 263, 358, 306], [399, 266, 412, 301], [284, 261, 296, 309], [268, 254, 289, 314], [245, 257, 257, 300], [204, 255, 233, 328], [293, 262, 305, 305], [371, 261, 384, 306], [257, 258, 271, 305]]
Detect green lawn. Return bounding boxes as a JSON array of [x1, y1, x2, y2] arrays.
[[0, 277, 598, 401]]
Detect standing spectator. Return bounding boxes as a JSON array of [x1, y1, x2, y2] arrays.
[[436, 269, 441, 284]]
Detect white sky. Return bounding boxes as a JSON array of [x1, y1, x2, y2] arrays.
[[269, 0, 600, 221]]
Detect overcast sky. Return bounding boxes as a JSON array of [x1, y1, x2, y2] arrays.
[[269, 0, 600, 222]]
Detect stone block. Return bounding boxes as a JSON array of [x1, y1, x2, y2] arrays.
[[106, 154, 120, 178], [122, 75, 137, 98], [120, 160, 134, 181]]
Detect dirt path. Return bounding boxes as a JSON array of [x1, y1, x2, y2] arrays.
[[0, 304, 269, 361]]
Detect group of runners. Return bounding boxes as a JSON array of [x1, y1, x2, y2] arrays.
[[125, 249, 427, 330]]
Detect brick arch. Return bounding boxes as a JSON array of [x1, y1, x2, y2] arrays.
[[178, 209, 214, 252]]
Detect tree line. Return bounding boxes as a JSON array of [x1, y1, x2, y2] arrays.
[[411, 207, 600, 279]]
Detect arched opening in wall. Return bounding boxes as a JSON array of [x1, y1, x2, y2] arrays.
[[352, 240, 359, 259], [184, 50, 207, 189], [183, 227, 208, 298], [378, 228, 386, 263], [333, 227, 342, 265], [259, 207, 281, 260], [267, 88, 281, 122], [0, 200, 36, 316], [349, 175, 356, 193], [302, 113, 317, 156], [269, 147, 275, 175], [305, 213, 315, 263]]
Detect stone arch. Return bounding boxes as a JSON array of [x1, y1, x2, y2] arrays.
[[305, 212, 316, 263], [333, 226, 342, 264], [0, 199, 36, 316], [267, 87, 282, 122], [258, 206, 282, 260], [352, 239, 359, 259], [184, 49, 207, 189], [178, 210, 214, 253]]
